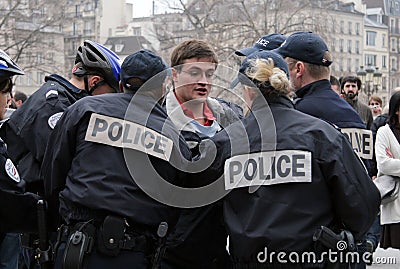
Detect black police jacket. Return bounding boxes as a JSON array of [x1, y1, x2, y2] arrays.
[[199, 96, 380, 262], [294, 79, 372, 175], [0, 137, 41, 233], [0, 74, 88, 194], [41, 93, 192, 231], [294, 80, 366, 129]]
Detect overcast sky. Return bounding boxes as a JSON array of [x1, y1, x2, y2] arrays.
[[128, 0, 184, 18], [129, 0, 153, 17]]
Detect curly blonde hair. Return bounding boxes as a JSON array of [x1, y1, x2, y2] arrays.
[[245, 58, 289, 97]]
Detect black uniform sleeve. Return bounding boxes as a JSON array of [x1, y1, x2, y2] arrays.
[[0, 140, 41, 233], [40, 107, 80, 226], [322, 134, 380, 240]]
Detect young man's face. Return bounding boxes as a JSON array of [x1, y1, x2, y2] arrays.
[[342, 81, 359, 99], [173, 58, 216, 103]]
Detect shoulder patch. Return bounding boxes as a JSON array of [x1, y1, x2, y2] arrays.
[[5, 158, 20, 183], [48, 112, 63, 129], [85, 113, 174, 161], [45, 89, 58, 99], [224, 150, 312, 190]]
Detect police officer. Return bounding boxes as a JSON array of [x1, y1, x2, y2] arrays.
[[275, 32, 373, 169], [0, 49, 40, 269], [41, 49, 192, 269], [0, 40, 122, 195], [0, 40, 122, 269], [197, 50, 380, 268]]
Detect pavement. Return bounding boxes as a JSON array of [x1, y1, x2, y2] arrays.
[[368, 247, 399, 269]]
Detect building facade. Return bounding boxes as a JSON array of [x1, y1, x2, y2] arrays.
[[364, 0, 400, 93], [1, 0, 132, 95]]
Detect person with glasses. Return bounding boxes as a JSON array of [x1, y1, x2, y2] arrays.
[[162, 39, 242, 269]]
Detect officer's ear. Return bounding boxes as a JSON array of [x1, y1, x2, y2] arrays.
[[88, 75, 102, 89]]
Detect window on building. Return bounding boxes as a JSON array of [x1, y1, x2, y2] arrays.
[[84, 2, 93, 11], [347, 58, 352, 72], [339, 59, 343, 71], [391, 58, 397, 71], [73, 22, 78, 35], [339, 39, 343, 52], [48, 52, 54, 63], [348, 21, 352, 34], [347, 40, 352, 53], [365, 54, 376, 66], [133, 27, 141, 36], [383, 55, 387, 68], [331, 40, 335, 52], [355, 23, 360, 35], [391, 19, 395, 33], [355, 59, 360, 70], [366, 31, 377, 46], [382, 76, 387, 91], [37, 71, 43, 85], [391, 38, 396, 51], [37, 52, 43, 64], [383, 34, 386, 47], [355, 40, 360, 54], [84, 21, 91, 35], [16, 76, 22, 86], [26, 72, 31, 86], [340, 21, 344, 33], [115, 44, 124, 53]]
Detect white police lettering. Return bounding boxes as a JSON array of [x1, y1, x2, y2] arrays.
[[224, 150, 311, 190], [341, 128, 373, 159], [5, 159, 20, 183], [48, 112, 63, 129], [256, 38, 270, 48], [85, 113, 173, 161]]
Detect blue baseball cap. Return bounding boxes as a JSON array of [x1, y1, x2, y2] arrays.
[[238, 50, 289, 86], [121, 49, 167, 90], [235, 34, 286, 56], [276, 31, 332, 67]]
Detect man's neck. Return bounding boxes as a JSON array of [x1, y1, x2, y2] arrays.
[[185, 101, 205, 122]]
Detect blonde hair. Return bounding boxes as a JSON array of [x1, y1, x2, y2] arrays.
[[245, 58, 289, 97]]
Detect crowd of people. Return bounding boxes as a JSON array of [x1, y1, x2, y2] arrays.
[[0, 31, 397, 269]]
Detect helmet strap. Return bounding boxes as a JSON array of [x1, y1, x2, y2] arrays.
[[84, 75, 90, 94], [88, 80, 108, 95]]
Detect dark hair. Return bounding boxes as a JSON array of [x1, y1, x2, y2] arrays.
[[0, 77, 13, 94], [170, 39, 218, 70], [389, 91, 400, 127], [330, 75, 340, 87], [340, 76, 362, 90], [14, 91, 27, 102]]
